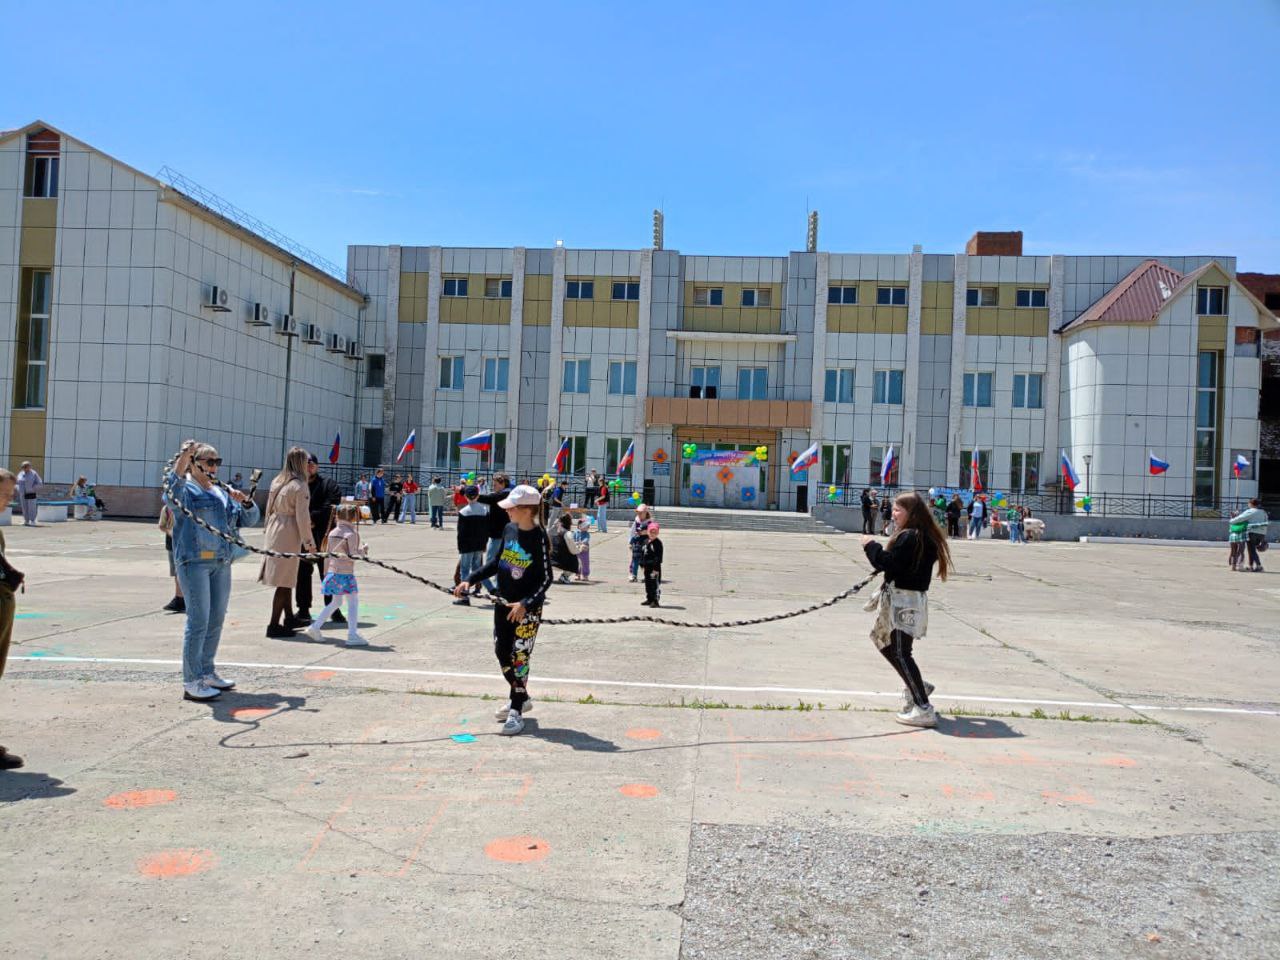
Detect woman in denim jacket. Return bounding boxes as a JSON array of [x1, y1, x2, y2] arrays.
[[164, 440, 260, 702]]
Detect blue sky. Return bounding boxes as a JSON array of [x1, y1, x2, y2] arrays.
[[4, 1, 1278, 270]]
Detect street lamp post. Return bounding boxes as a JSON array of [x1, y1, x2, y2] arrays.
[[1082, 454, 1092, 499]]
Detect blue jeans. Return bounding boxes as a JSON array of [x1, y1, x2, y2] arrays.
[[1009, 521, 1022, 544], [431, 505, 444, 528], [597, 503, 608, 533], [400, 493, 416, 523], [459, 550, 485, 590], [176, 560, 232, 684], [483, 537, 502, 592], [968, 516, 983, 538]]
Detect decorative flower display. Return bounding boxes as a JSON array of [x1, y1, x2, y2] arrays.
[[690, 483, 707, 499], [740, 486, 757, 503], [653, 448, 669, 463], [716, 466, 734, 485]]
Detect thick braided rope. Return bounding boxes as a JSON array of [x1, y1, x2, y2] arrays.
[[160, 456, 878, 627]]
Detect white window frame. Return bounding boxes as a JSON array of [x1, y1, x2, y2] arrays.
[[1010, 451, 1041, 492], [566, 279, 595, 300], [1196, 286, 1227, 316], [872, 369, 904, 405], [963, 371, 993, 408], [820, 443, 851, 485], [25, 155, 59, 199], [1015, 288, 1047, 308], [1012, 372, 1043, 409], [737, 366, 768, 400], [876, 286, 907, 306], [439, 355, 465, 391], [442, 277, 468, 298], [605, 436, 634, 476], [484, 277, 513, 299], [435, 430, 462, 468], [694, 286, 724, 306], [607, 360, 637, 396], [482, 356, 509, 392], [691, 365, 721, 398], [611, 280, 640, 301], [823, 367, 854, 404], [20, 269, 52, 409], [966, 286, 998, 307], [740, 287, 773, 308], [563, 358, 591, 394], [828, 285, 858, 305]]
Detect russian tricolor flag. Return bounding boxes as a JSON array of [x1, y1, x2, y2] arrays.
[[791, 442, 819, 475], [459, 429, 493, 452], [1060, 449, 1080, 491], [328, 432, 341, 465], [1234, 453, 1250, 478], [617, 440, 635, 472], [553, 437, 571, 473], [881, 445, 896, 485], [396, 429, 416, 463], [1149, 451, 1169, 476]]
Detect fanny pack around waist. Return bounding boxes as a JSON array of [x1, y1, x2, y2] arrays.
[[864, 583, 929, 637]]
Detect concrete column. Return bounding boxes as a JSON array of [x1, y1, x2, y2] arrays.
[[902, 244, 924, 487], [381, 245, 401, 465], [545, 245, 567, 468], [1042, 255, 1065, 485], [417, 246, 442, 468], [810, 252, 830, 481], [946, 253, 969, 485], [507, 247, 526, 474], [633, 249, 654, 475]]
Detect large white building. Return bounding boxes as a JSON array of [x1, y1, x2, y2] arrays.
[[2, 120, 1275, 515]]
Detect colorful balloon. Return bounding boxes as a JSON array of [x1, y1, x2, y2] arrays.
[[682, 443, 698, 459], [754, 445, 768, 462]]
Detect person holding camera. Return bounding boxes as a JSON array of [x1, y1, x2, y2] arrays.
[[165, 441, 260, 702]]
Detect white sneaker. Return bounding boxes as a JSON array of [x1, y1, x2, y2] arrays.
[[182, 681, 220, 701], [494, 699, 533, 721], [900, 681, 935, 712], [303, 625, 324, 642], [895, 704, 938, 728], [628, 575, 637, 582], [344, 633, 369, 647], [203, 673, 236, 691], [499, 711, 525, 736]]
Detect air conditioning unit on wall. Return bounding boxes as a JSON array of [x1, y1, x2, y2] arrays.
[[205, 285, 231, 312], [345, 340, 363, 360], [274, 313, 298, 337], [250, 303, 272, 326], [302, 322, 323, 344], [326, 332, 348, 354]]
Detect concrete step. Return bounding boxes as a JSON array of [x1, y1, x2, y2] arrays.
[[603, 507, 845, 535]]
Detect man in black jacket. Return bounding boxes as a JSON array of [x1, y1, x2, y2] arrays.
[[476, 472, 512, 595], [296, 452, 344, 624]]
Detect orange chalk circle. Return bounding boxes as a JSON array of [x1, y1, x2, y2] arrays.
[[137, 848, 217, 878], [1100, 756, 1137, 767], [484, 836, 550, 864], [230, 707, 275, 720], [625, 728, 661, 741], [620, 783, 659, 799], [104, 789, 177, 809], [303, 670, 336, 681]]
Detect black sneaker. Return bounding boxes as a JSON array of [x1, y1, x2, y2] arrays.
[[266, 624, 296, 639], [163, 596, 186, 613], [330, 610, 347, 625], [453, 597, 471, 606], [0, 748, 24, 770], [286, 613, 310, 630]]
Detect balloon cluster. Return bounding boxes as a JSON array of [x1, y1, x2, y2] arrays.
[[463, 471, 477, 484], [754, 445, 768, 462], [682, 443, 697, 459], [538, 473, 554, 489], [630, 491, 643, 505], [608, 478, 626, 492], [827, 484, 839, 502]]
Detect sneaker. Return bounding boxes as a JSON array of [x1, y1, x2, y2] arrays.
[[303, 625, 324, 642], [266, 624, 296, 639], [499, 711, 525, 736], [494, 700, 533, 721], [558, 572, 572, 584], [344, 634, 369, 647], [287, 613, 310, 629], [895, 704, 938, 728], [182, 681, 221, 702], [162, 596, 186, 613], [628, 575, 638, 583], [203, 673, 236, 691], [0, 748, 24, 770], [330, 610, 347, 625], [453, 596, 471, 606], [900, 682, 936, 712]]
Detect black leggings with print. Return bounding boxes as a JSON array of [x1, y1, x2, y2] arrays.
[[494, 604, 542, 712]]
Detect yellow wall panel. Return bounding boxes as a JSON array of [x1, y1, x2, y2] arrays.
[[564, 276, 639, 327], [681, 281, 783, 333], [523, 273, 552, 326], [8, 410, 46, 474], [1197, 316, 1227, 350]]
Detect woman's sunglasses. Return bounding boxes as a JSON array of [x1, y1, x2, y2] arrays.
[[200, 457, 223, 466]]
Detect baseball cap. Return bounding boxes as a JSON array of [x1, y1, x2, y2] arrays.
[[306, 452, 318, 464], [498, 484, 542, 509]]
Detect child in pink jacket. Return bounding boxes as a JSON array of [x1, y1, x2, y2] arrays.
[[305, 503, 369, 646]]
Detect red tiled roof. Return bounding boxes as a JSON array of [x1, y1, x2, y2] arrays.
[[1058, 259, 1184, 333]]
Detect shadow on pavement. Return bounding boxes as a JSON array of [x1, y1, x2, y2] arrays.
[[523, 719, 620, 752], [209, 691, 310, 725], [934, 715, 1024, 739], [0, 770, 76, 802]]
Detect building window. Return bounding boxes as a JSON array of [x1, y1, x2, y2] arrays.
[[563, 358, 591, 394], [820, 444, 850, 485], [823, 368, 854, 404], [966, 286, 998, 307], [870, 445, 899, 486], [15, 269, 52, 409], [362, 428, 383, 468], [694, 286, 724, 306], [442, 277, 468, 298], [1010, 451, 1041, 492], [1196, 286, 1227, 316], [741, 288, 772, 307], [876, 286, 907, 306], [873, 369, 904, 405], [959, 449, 991, 489], [484, 278, 513, 299], [435, 430, 462, 469], [439, 355, 465, 391], [1015, 288, 1047, 308], [365, 353, 386, 389], [24, 154, 59, 198], [611, 281, 640, 301], [608, 360, 637, 396], [482, 356, 509, 392], [963, 371, 993, 408], [605, 437, 634, 476], [1195, 350, 1218, 506], [491, 431, 507, 468], [1012, 373, 1043, 409], [561, 435, 589, 475], [737, 366, 768, 400], [827, 285, 858, 305], [691, 365, 721, 399], [566, 280, 594, 300]]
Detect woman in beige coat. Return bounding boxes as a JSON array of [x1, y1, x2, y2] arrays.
[[259, 446, 317, 637]]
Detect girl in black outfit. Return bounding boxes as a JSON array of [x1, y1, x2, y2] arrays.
[[862, 491, 951, 728], [455, 484, 554, 736], [945, 494, 963, 538], [860, 489, 874, 534], [549, 513, 580, 583]]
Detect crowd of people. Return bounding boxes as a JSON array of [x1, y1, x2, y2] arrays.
[[860, 487, 1041, 543]]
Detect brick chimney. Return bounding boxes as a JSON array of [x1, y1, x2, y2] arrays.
[[966, 231, 1023, 256]]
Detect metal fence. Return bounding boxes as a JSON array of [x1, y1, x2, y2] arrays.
[[321, 466, 611, 508]]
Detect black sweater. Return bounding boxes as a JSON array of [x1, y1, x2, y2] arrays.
[[477, 490, 512, 539], [468, 522, 554, 608], [456, 501, 492, 553], [640, 538, 664, 570], [862, 529, 936, 591]]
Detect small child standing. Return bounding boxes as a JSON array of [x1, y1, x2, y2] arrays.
[[640, 522, 663, 607], [628, 505, 653, 581], [573, 516, 591, 581], [304, 503, 369, 646]]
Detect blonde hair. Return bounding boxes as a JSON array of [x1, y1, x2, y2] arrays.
[[0, 468, 14, 486], [335, 502, 360, 523], [274, 446, 309, 487]]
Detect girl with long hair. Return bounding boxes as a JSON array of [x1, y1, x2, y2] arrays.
[[258, 446, 316, 637], [862, 491, 951, 728]]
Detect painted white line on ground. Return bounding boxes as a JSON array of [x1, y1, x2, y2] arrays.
[[12, 654, 1280, 718]]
